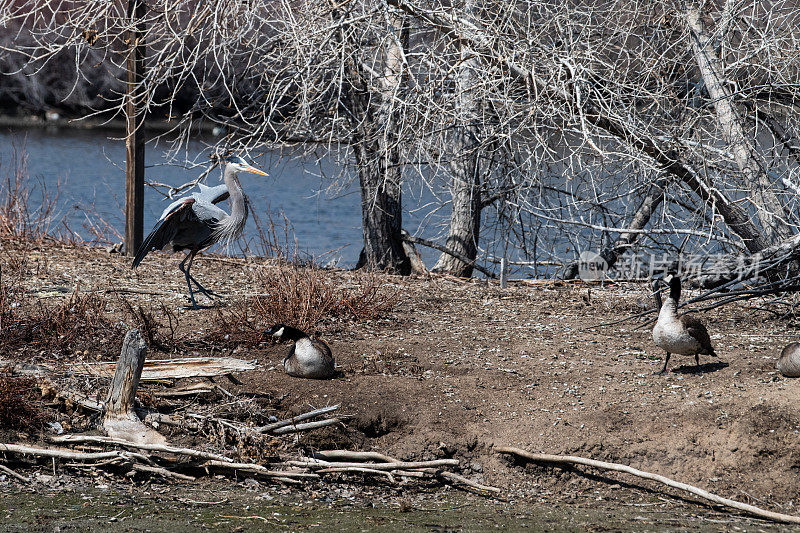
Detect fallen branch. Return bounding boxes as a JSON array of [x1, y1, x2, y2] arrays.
[[153, 383, 216, 398], [311, 450, 398, 463], [255, 405, 340, 433], [130, 463, 196, 481], [203, 460, 320, 479], [437, 471, 501, 495], [41, 379, 104, 412], [401, 234, 497, 279], [288, 458, 460, 471], [270, 418, 340, 435], [0, 463, 30, 482], [495, 447, 800, 525], [67, 357, 258, 381], [49, 435, 234, 462], [0, 443, 149, 463]]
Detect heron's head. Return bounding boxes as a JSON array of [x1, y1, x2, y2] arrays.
[[223, 155, 269, 176]]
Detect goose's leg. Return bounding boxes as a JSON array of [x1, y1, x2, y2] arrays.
[[178, 252, 199, 309], [184, 251, 218, 299], [655, 353, 671, 375], [695, 354, 702, 373]]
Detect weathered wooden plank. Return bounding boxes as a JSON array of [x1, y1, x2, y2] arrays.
[[67, 357, 258, 380]]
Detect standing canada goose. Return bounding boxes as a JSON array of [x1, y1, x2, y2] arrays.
[[265, 324, 336, 379], [652, 276, 717, 374]]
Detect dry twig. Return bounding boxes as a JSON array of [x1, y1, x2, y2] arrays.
[[496, 447, 800, 525]]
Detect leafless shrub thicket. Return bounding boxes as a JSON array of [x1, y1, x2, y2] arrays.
[[210, 264, 399, 346], [0, 281, 115, 355], [3, 1, 800, 285], [0, 149, 61, 242], [0, 372, 43, 431]]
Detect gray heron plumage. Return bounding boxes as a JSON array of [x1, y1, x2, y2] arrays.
[[132, 155, 268, 309]]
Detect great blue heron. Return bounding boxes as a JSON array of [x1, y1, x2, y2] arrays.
[[132, 155, 268, 308]]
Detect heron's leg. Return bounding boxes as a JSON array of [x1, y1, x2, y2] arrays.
[[184, 251, 218, 299], [695, 354, 702, 373], [655, 353, 671, 375], [178, 252, 199, 309]]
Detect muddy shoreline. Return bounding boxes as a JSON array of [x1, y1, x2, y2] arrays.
[[2, 237, 800, 530]]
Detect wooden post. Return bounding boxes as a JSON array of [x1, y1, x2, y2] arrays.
[[103, 329, 166, 445], [124, 0, 146, 256]]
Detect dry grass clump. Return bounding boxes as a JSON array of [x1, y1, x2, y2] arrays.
[[249, 263, 399, 330], [0, 286, 116, 355], [210, 263, 399, 346], [0, 373, 44, 431], [0, 149, 65, 243]]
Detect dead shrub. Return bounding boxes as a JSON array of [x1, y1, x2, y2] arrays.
[[117, 297, 181, 352], [250, 264, 399, 330], [0, 286, 116, 355], [210, 264, 399, 346], [0, 373, 44, 430], [0, 148, 67, 243]]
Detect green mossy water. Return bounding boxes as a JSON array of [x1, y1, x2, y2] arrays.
[[1, 486, 796, 532]]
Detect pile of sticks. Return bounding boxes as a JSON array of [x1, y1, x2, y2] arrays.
[[0, 329, 498, 495], [0, 439, 497, 494]]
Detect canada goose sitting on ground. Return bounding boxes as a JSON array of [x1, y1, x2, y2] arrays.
[[651, 276, 717, 374], [265, 324, 336, 379], [777, 342, 800, 377]]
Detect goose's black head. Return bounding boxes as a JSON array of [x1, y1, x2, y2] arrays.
[[667, 274, 682, 302], [264, 323, 306, 341]]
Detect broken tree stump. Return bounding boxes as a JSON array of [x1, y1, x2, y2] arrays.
[[103, 329, 167, 445]]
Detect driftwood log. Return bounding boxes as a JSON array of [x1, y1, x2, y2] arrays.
[[68, 356, 257, 381], [103, 329, 167, 445], [496, 446, 800, 525]]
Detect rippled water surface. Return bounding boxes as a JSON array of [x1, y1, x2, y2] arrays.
[[0, 127, 444, 267]]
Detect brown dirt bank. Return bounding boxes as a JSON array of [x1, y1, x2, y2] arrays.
[[3, 237, 800, 521]]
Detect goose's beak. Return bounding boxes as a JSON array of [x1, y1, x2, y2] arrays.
[[245, 164, 269, 176]]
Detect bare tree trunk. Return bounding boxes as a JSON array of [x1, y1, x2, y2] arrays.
[[352, 141, 409, 274], [563, 177, 667, 279], [346, 10, 410, 274], [103, 329, 166, 445], [686, 4, 792, 243], [432, 13, 483, 278]]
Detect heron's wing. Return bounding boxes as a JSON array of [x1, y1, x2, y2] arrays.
[[133, 198, 198, 268], [159, 184, 229, 220], [195, 183, 229, 205]]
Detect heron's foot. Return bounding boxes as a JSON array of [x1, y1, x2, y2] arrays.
[[188, 275, 218, 298], [187, 291, 200, 310], [653, 369, 668, 375]]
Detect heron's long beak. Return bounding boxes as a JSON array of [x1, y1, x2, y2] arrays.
[[244, 164, 269, 176]]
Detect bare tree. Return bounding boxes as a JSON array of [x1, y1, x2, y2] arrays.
[[4, 0, 800, 284]]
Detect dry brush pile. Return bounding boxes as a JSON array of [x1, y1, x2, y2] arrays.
[[0, 234, 497, 495]]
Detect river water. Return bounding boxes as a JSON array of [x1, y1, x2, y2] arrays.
[[0, 127, 446, 268]]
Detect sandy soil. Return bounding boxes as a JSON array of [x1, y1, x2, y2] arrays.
[[3, 237, 800, 526]]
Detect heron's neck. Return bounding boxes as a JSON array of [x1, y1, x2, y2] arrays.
[[224, 166, 248, 224]]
